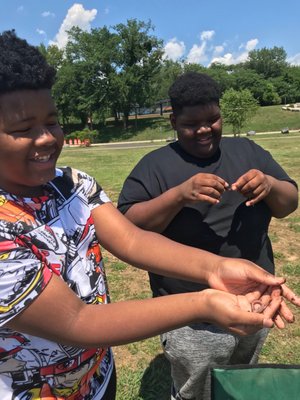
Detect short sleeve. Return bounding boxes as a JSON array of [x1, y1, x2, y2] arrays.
[[55, 167, 112, 210], [0, 242, 52, 327], [118, 156, 160, 214], [76, 170, 111, 210], [248, 140, 298, 188]]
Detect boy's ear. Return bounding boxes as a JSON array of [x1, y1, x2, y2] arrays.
[[170, 113, 176, 130]]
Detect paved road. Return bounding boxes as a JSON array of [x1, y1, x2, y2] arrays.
[[64, 130, 300, 151]]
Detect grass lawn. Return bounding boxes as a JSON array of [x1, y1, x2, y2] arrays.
[[78, 105, 300, 143], [59, 132, 300, 399]]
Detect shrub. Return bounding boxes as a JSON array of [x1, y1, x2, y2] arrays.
[[65, 129, 99, 143]]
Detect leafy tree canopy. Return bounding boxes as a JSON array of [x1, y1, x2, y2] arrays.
[[220, 89, 259, 135]]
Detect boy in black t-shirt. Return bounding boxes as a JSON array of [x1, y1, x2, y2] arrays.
[[118, 72, 299, 400]]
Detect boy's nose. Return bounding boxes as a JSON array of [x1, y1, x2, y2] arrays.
[[196, 124, 211, 133], [35, 127, 57, 144]]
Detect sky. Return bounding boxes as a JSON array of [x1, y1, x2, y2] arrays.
[[1, 0, 300, 66]]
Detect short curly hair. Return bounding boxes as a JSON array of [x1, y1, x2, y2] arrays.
[[168, 72, 221, 115], [0, 30, 56, 94]]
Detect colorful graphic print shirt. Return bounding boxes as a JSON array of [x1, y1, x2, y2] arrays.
[[0, 167, 113, 400]]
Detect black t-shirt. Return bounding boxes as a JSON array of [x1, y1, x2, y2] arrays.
[[118, 138, 297, 296]]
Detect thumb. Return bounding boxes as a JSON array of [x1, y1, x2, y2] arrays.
[[248, 269, 286, 287]]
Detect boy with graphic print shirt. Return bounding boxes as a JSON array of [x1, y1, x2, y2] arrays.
[[0, 32, 299, 400]]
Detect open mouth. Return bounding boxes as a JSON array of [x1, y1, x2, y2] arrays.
[[196, 135, 212, 143], [31, 151, 55, 163], [34, 154, 51, 162]]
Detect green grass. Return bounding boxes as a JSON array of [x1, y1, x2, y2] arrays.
[[224, 105, 300, 134], [58, 133, 300, 398], [73, 105, 300, 143]]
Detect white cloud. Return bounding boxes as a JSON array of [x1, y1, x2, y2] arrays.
[[185, 30, 215, 64], [210, 53, 234, 66], [186, 42, 207, 64], [42, 11, 55, 17], [213, 45, 224, 55], [163, 38, 186, 61], [210, 38, 259, 65], [288, 53, 300, 66], [164, 31, 260, 67], [245, 38, 258, 51], [200, 30, 215, 41], [104, 7, 109, 15], [36, 29, 46, 36], [17, 5, 24, 12], [50, 3, 97, 48]]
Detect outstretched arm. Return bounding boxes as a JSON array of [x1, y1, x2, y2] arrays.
[[6, 203, 299, 346], [93, 203, 300, 313], [7, 273, 279, 348]]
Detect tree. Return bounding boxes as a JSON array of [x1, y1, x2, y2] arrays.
[[271, 66, 300, 104], [111, 19, 163, 128], [220, 89, 258, 136], [206, 63, 235, 94], [246, 46, 288, 79], [63, 26, 118, 126], [261, 82, 281, 106], [153, 60, 183, 107], [38, 43, 64, 70]]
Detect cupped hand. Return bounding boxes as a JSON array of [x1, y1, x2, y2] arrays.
[[201, 289, 281, 336], [231, 169, 272, 206], [207, 257, 285, 296], [177, 173, 229, 205], [207, 257, 300, 328]]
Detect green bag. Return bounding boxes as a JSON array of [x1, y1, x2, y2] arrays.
[[211, 364, 300, 400]]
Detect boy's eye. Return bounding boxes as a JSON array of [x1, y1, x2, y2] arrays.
[[12, 127, 31, 134], [184, 123, 196, 127]]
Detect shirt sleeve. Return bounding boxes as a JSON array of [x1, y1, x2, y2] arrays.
[[0, 240, 52, 327], [118, 155, 159, 214], [62, 168, 112, 210], [249, 140, 298, 189]]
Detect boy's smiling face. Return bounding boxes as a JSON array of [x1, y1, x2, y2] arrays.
[[170, 102, 222, 159], [0, 89, 64, 197]]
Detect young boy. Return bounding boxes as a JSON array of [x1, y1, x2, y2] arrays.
[[0, 32, 298, 400], [118, 72, 299, 399]]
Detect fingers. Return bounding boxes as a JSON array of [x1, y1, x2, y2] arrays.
[[244, 265, 286, 289], [245, 191, 266, 207], [191, 191, 222, 205], [231, 169, 271, 205], [188, 174, 229, 204], [281, 284, 300, 307], [278, 300, 294, 324], [262, 296, 282, 321], [228, 310, 274, 336], [270, 286, 295, 325], [250, 286, 296, 329], [231, 169, 261, 190]]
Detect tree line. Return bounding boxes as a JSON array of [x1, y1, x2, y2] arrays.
[[39, 19, 300, 132]]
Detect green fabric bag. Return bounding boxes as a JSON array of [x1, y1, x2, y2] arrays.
[[211, 364, 300, 400]]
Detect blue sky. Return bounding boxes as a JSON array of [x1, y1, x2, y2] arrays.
[[1, 0, 300, 66]]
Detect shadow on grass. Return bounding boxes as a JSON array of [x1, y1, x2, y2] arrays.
[[138, 354, 172, 400]]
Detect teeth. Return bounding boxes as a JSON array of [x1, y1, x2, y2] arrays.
[[34, 154, 51, 162]]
